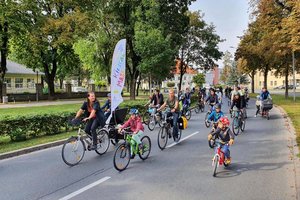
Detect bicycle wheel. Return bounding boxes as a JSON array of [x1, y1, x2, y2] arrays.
[[173, 128, 182, 143], [147, 116, 156, 131], [243, 109, 247, 119], [142, 111, 150, 125], [201, 104, 205, 112], [232, 117, 240, 136], [113, 143, 131, 171], [138, 136, 151, 160], [95, 129, 110, 155], [205, 113, 211, 128], [212, 155, 219, 177], [186, 109, 192, 120], [62, 137, 85, 166], [157, 126, 168, 150], [266, 111, 270, 120], [195, 105, 200, 113], [241, 118, 246, 132]]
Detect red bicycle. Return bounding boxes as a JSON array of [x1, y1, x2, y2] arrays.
[[212, 140, 230, 177]]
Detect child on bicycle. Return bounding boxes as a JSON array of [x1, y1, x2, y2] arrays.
[[206, 103, 224, 126], [208, 117, 235, 165], [119, 108, 144, 157]]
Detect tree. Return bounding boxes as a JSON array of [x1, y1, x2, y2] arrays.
[[10, 0, 93, 98], [177, 11, 223, 92], [220, 51, 233, 84], [192, 73, 205, 87]]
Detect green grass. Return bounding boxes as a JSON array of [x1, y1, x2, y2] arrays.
[[0, 131, 75, 154], [251, 93, 300, 157]]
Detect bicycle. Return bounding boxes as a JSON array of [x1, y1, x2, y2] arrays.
[[147, 106, 163, 131], [181, 103, 192, 120], [142, 104, 152, 125], [157, 109, 182, 150], [195, 99, 205, 113], [204, 104, 216, 128], [61, 119, 110, 166], [231, 109, 245, 136], [113, 129, 151, 171], [212, 140, 230, 177]]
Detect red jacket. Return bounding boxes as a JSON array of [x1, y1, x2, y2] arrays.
[[121, 117, 144, 133]]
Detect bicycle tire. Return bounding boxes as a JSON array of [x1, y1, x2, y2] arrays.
[[113, 143, 131, 171], [232, 117, 240, 136], [195, 106, 200, 113], [186, 110, 192, 120], [212, 155, 219, 177], [95, 129, 110, 155], [62, 137, 85, 167], [173, 129, 182, 143], [138, 136, 151, 160], [157, 126, 168, 150], [205, 112, 211, 128], [147, 116, 156, 131], [241, 119, 246, 132], [201, 104, 205, 112], [142, 111, 150, 125]]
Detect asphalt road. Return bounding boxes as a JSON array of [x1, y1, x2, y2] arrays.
[[0, 98, 298, 200]]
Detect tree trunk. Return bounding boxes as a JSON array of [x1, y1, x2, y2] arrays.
[[263, 70, 268, 89], [251, 70, 255, 93], [59, 78, 64, 89], [77, 76, 82, 86], [130, 77, 136, 100], [0, 22, 9, 103], [285, 66, 289, 99], [148, 74, 151, 94], [136, 74, 142, 96]]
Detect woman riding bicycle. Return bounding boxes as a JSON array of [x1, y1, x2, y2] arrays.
[[157, 88, 180, 140], [208, 117, 235, 165], [74, 92, 105, 150], [119, 108, 144, 158], [230, 92, 243, 113], [205, 88, 219, 110]]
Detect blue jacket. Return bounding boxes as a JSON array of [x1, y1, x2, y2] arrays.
[[208, 111, 224, 122], [260, 91, 271, 100]]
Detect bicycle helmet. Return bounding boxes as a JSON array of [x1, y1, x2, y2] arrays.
[[215, 103, 222, 110], [129, 108, 139, 115], [219, 117, 230, 127]]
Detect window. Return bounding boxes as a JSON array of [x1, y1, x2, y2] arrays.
[[4, 78, 11, 88], [270, 81, 273, 86], [15, 78, 23, 88], [27, 79, 35, 88], [274, 81, 277, 86]]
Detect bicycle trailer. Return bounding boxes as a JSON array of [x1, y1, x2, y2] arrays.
[[262, 99, 273, 110]]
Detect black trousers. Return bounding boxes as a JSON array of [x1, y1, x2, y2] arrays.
[[85, 118, 100, 145]]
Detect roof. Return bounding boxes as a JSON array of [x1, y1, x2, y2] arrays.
[[172, 59, 198, 75], [2, 59, 44, 75]]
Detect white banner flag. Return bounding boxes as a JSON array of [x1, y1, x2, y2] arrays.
[[106, 39, 126, 124]]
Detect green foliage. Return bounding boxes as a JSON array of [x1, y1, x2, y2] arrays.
[[167, 82, 176, 88], [192, 73, 205, 87]]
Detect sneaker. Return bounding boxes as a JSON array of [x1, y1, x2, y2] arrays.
[[89, 144, 97, 151], [225, 157, 231, 165], [254, 115, 257, 117]]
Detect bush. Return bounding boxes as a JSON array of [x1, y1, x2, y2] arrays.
[[167, 82, 175, 88], [0, 112, 74, 142]]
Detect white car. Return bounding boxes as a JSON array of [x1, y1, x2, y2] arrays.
[[72, 86, 88, 93]]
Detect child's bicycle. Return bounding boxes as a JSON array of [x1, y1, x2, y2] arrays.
[[61, 119, 110, 166], [113, 128, 151, 171], [212, 140, 230, 177], [204, 104, 216, 128]]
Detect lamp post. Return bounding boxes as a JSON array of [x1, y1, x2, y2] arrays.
[[292, 51, 296, 102]]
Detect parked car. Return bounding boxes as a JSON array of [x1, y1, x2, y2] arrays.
[[288, 85, 296, 89], [274, 85, 285, 90], [72, 86, 88, 92]]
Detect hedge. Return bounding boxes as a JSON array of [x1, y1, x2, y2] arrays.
[[0, 99, 149, 142]]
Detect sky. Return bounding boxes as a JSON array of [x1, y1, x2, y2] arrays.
[[189, 0, 250, 67]]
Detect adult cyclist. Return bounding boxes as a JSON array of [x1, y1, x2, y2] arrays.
[[205, 88, 219, 111], [75, 92, 106, 150], [157, 88, 180, 140]]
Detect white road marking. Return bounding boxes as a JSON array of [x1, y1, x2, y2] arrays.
[[59, 176, 111, 200], [167, 131, 199, 148]]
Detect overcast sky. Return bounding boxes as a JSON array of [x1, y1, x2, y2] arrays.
[[189, 0, 250, 67]]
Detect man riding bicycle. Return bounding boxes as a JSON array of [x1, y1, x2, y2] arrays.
[[208, 117, 235, 165], [157, 88, 180, 140], [150, 89, 164, 113], [75, 92, 105, 150]]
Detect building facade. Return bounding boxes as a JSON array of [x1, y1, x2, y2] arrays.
[[4, 60, 44, 94]]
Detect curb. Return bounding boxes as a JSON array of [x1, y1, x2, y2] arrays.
[[0, 139, 66, 160], [275, 105, 300, 200]]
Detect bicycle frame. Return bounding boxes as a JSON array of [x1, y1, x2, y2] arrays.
[[213, 141, 226, 166]]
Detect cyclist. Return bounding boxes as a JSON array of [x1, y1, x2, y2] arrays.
[[184, 88, 192, 107], [260, 87, 272, 100], [157, 88, 180, 140], [206, 103, 224, 124], [216, 89, 222, 104], [75, 92, 105, 150], [150, 89, 164, 108], [205, 88, 219, 110], [119, 108, 144, 157], [230, 92, 243, 113], [101, 93, 114, 119], [208, 117, 235, 164]]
